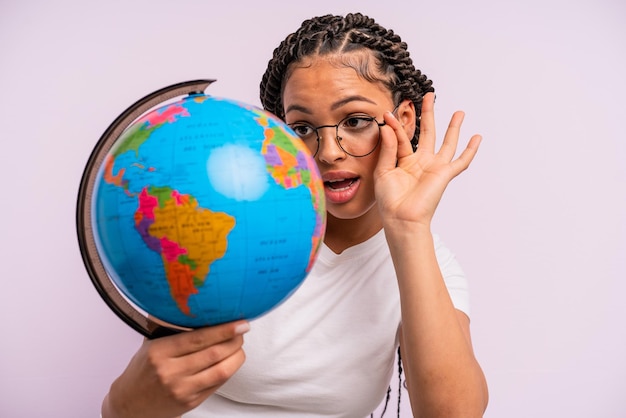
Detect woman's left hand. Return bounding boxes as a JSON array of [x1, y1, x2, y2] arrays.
[[374, 92, 482, 230]]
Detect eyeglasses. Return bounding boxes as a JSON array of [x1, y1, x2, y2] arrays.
[[288, 113, 389, 158]]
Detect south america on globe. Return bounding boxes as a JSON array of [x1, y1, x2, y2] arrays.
[[78, 80, 326, 335]]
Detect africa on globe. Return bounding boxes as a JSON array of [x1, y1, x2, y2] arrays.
[[76, 80, 326, 337]]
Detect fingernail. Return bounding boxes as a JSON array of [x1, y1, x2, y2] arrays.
[[234, 321, 250, 335]]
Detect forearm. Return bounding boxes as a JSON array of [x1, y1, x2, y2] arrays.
[[385, 224, 488, 417], [102, 394, 182, 418]]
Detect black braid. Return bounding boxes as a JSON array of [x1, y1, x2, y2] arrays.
[[397, 346, 403, 417], [369, 346, 404, 418], [260, 12, 434, 151]]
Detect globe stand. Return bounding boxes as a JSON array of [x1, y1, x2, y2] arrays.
[[76, 79, 216, 339]]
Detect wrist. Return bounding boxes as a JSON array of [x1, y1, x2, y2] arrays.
[[102, 381, 129, 418], [382, 221, 436, 261], [383, 219, 432, 240], [101, 393, 119, 418]]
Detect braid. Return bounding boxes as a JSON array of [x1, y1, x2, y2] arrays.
[[370, 346, 405, 418], [397, 346, 403, 417], [260, 12, 434, 151]]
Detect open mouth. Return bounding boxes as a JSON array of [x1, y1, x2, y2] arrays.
[[323, 176, 361, 204], [325, 178, 358, 191]]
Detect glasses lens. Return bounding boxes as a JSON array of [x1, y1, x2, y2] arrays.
[[337, 116, 381, 157]]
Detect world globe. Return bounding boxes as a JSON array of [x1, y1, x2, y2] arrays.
[[76, 80, 326, 338]]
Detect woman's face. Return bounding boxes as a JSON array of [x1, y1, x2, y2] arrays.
[[282, 56, 396, 228]]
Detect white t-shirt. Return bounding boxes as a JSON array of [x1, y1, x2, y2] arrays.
[[185, 230, 469, 418]]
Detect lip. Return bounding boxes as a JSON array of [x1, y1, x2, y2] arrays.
[[321, 171, 361, 204]]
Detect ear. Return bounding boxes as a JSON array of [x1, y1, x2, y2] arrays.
[[396, 99, 417, 139]]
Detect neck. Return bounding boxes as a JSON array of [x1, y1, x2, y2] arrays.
[[323, 208, 383, 254]]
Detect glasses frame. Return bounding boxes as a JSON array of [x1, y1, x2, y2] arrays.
[[289, 104, 400, 158]]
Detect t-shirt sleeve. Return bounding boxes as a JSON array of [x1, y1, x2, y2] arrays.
[[433, 234, 471, 318]]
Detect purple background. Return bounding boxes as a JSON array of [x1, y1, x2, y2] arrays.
[[1, 0, 624, 416]]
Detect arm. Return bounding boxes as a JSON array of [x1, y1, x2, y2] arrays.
[[102, 320, 249, 418], [375, 93, 488, 417], [393, 231, 488, 417]]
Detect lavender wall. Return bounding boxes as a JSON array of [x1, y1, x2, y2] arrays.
[[1, 0, 624, 416]]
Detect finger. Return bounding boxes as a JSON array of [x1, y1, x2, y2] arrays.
[[417, 92, 436, 153], [383, 110, 413, 158], [154, 347, 246, 412], [375, 122, 399, 176], [449, 134, 482, 176], [438, 111, 465, 161], [164, 320, 250, 357], [175, 333, 245, 376], [185, 348, 246, 405]]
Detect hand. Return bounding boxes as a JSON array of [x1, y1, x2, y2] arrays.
[[103, 320, 250, 418], [374, 93, 481, 229]]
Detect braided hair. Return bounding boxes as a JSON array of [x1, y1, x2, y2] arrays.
[[260, 12, 434, 151]]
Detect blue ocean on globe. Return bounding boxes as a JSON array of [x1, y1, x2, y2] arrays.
[[92, 95, 326, 327]]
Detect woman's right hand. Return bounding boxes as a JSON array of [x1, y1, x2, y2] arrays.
[[102, 320, 250, 418]]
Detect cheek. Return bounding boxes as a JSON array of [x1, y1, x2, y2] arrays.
[[357, 154, 380, 199], [361, 152, 380, 180]]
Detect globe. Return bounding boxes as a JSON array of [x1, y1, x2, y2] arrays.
[[77, 80, 326, 338]]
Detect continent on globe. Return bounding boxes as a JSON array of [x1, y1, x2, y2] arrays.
[[134, 186, 235, 317], [101, 102, 239, 318], [254, 108, 326, 271], [101, 103, 190, 194]]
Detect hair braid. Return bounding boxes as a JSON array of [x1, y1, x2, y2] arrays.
[[260, 12, 434, 150]]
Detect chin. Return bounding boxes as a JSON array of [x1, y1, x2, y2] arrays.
[[326, 202, 378, 222]]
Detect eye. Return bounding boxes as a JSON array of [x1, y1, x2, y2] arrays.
[[288, 123, 315, 139], [340, 115, 375, 131]]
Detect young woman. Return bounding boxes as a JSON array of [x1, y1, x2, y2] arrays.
[[102, 12, 488, 418]]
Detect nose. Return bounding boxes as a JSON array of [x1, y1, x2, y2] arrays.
[[315, 127, 346, 163]]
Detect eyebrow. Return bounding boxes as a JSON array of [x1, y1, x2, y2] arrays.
[[284, 95, 378, 115]]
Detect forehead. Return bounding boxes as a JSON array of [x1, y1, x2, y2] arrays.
[[282, 56, 392, 112]]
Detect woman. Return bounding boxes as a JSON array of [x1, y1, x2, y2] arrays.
[[102, 12, 488, 418]]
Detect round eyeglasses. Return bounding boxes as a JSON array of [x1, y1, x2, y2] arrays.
[[288, 113, 387, 158]]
